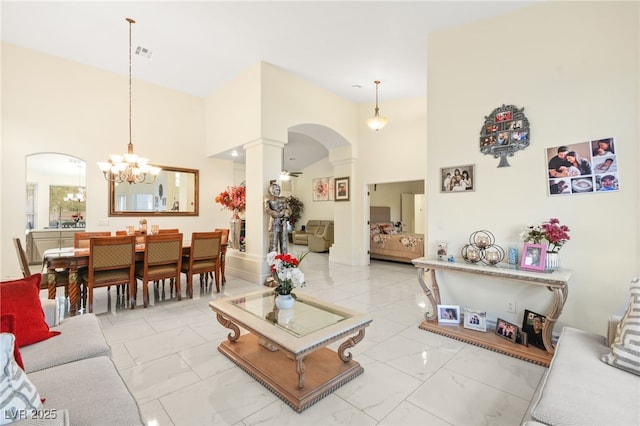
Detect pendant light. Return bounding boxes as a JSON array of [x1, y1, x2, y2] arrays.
[[98, 18, 160, 184], [366, 80, 388, 131]]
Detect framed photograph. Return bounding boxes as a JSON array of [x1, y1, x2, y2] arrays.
[[520, 243, 546, 271], [436, 240, 448, 261], [516, 330, 528, 346], [437, 304, 460, 324], [328, 177, 335, 201], [495, 318, 518, 343], [440, 164, 475, 192], [522, 309, 546, 350], [463, 308, 487, 332], [312, 178, 329, 201], [335, 177, 350, 201]]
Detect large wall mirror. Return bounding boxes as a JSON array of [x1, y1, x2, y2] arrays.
[[109, 165, 199, 216], [26, 153, 87, 230]]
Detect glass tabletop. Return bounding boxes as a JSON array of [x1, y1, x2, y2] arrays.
[[230, 291, 351, 338]]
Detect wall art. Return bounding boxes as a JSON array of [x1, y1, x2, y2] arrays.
[[479, 104, 530, 167], [547, 137, 619, 196], [440, 164, 475, 192], [312, 177, 329, 201]]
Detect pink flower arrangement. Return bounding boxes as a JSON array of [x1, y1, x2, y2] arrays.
[[215, 185, 246, 213], [520, 218, 570, 253]]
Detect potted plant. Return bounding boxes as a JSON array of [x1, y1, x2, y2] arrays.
[[286, 195, 304, 242]]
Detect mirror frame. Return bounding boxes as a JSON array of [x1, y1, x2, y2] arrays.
[[109, 165, 199, 217]]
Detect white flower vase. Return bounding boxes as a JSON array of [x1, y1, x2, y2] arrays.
[[545, 252, 561, 271], [275, 294, 294, 310]]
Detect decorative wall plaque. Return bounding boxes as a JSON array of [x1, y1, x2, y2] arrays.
[[479, 104, 530, 167]]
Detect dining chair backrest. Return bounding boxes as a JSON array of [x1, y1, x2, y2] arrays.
[[115, 230, 146, 244], [144, 233, 183, 267], [74, 231, 112, 248], [13, 237, 31, 278], [157, 228, 180, 234], [214, 228, 230, 245], [189, 231, 222, 261], [89, 236, 136, 272]]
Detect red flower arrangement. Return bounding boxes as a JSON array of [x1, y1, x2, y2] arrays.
[[215, 185, 246, 213]]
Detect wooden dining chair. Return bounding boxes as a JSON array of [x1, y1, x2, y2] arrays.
[[14, 237, 70, 294], [74, 231, 112, 248], [181, 231, 222, 297], [157, 228, 180, 234], [134, 233, 183, 308], [115, 230, 146, 244], [81, 235, 136, 313], [213, 228, 229, 285]]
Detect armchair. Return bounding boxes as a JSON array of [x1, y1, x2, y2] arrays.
[[307, 222, 334, 253], [292, 220, 333, 246]]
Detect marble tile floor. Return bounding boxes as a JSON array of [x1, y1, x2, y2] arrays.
[[56, 250, 546, 426]]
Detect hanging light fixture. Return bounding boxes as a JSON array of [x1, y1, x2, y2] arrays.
[[366, 80, 388, 131], [64, 161, 86, 203], [98, 17, 160, 184]]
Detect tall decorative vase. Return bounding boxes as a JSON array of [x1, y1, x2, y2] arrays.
[[229, 211, 242, 250], [545, 252, 560, 271], [275, 294, 295, 310]]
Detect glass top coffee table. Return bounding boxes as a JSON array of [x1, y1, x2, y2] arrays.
[[209, 290, 373, 412]]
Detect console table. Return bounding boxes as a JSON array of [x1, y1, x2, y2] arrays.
[[411, 258, 572, 366]]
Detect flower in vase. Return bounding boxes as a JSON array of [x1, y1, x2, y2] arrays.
[[520, 218, 570, 253], [267, 251, 308, 296], [215, 185, 246, 213]]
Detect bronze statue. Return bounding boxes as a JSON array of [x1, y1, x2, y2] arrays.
[[264, 181, 291, 254]]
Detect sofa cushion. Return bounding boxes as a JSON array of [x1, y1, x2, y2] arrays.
[[531, 326, 640, 426], [28, 356, 143, 426], [601, 277, 640, 376], [20, 314, 111, 374], [0, 275, 60, 348], [0, 334, 43, 425], [1, 315, 24, 370]]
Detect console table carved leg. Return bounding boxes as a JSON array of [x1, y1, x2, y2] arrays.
[[542, 285, 569, 354], [417, 267, 441, 320], [216, 313, 240, 342], [338, 329, 366, 362]]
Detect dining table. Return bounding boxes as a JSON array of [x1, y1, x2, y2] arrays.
[[42, 240, 227, 316]]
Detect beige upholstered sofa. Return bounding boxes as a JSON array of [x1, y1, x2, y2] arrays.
[[292, 220, 333, 246], [308, 222, 334, 252], [370, 222, 424, 263], [11, 297, 144, 425], [525, 279, 640, 426]]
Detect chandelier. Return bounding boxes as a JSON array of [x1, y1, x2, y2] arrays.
[[366, 80, 388, 131], [98, 17, 160, 184], [64, 162, 86, 203]]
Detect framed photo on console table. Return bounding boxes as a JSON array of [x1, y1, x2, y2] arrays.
[[520, 243, 546, 271], [437, 304, 460, 324], [463, 308, 487, 332], [495, 318, 519, 343]]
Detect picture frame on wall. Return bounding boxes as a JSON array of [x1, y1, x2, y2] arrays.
[[437, 304, 460, 324], [334, 177, 350, 201], [328, 177, 335, 201], [520, 243, 546, 271], [463, 308, 487, 332], [440, 164, 475, 192], [312, 178, 329, 201]]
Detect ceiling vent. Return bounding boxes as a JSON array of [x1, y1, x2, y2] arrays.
[[135, 46, 153, 59]]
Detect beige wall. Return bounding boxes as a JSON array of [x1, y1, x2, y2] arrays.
[[0, 43, 233, 278], [426, 1, 639, 335]]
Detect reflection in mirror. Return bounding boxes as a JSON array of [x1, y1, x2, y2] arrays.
[[109, 165, 199, 216], [26, 153, 86, 230]]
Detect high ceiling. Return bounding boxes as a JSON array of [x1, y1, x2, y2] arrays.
[[2, 1, 540, 171]]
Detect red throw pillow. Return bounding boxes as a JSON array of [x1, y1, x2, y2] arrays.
[[0, 314, 24, 370], [0, 274, 60, 347]]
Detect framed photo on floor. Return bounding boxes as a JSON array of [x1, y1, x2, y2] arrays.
[[522, 309, 546, 350], [437, 304, 460, 324]]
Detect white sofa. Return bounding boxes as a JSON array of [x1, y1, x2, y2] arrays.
[[14, 300, 143, 425], [526, 317, 640, 426]]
